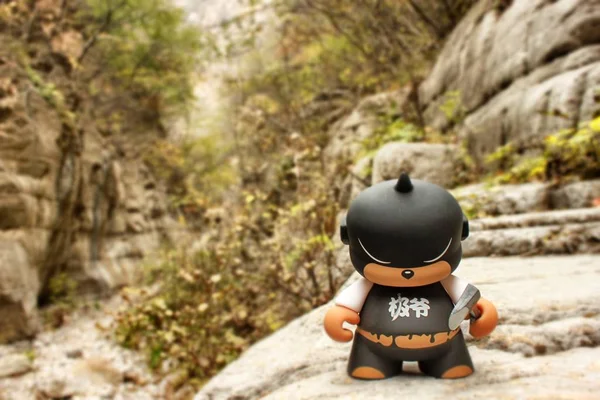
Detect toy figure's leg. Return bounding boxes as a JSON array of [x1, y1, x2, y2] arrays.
[[418, 332, 474, 379], [347, 333, 402, 380]]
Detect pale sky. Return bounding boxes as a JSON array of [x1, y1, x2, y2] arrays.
[[171, 0, 276, 138]]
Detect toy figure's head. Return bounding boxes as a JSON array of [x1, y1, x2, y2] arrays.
[[341, 173, 469, 287]]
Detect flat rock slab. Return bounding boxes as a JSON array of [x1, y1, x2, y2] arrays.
[[0, 298, 162, 400], [196, 255, 600, 400], [0, 354, 32, 378]]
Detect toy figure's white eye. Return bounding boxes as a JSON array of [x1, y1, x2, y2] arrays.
[[358, 238, 391, 264], [423, 238, 452, 263]]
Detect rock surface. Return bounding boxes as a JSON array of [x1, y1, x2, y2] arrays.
[[0, 354, 32, 378], [419, 0, 600, 162], [453, 179, 600, 217], [469, 207, 600, 231], [337, 156, 372, 209], [0, 241, 40, 342], [464, 221, 600, 257], [371, 142, 457, 186], [323, 89, 410, 170], [463, 207, 600, 257], [0, 298, 162, 400], [0, 1, 183, 342], [195, 254, 600, 400], [551, 180, 600, 210]]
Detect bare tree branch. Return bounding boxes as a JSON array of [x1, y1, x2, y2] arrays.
[[407, 0, 444, 40], [78, 0, 129, 63]]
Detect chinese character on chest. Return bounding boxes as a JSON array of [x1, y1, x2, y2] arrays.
[[388, 294, 430, 321]]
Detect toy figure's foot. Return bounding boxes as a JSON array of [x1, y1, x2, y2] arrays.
[[418, 331, 474, 379], [347, 332, 402, 379], [441, 365, 473, 379], [351, 366, 386, 380]]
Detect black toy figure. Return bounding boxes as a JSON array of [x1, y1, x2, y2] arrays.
[[324, 173, 498, 380]]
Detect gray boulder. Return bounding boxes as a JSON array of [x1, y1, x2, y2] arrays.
[[371, 142, 457, 187], [323, 89, 410, 171], [551, 180, 600, 209]]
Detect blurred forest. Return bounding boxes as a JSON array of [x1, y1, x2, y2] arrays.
[[1, 0, 599, 392]]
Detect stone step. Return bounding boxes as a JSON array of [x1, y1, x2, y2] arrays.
[[452, 180, 600, 217], [464, 221, 600, 258], [469, 207, 600, 231], [463, 207, 600, 258]]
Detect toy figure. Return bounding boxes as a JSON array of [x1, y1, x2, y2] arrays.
[[324, 173, 498, 380]]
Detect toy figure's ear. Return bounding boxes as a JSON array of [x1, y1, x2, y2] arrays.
[[461, 214, 469, 241], [340, 216, 349, 245]]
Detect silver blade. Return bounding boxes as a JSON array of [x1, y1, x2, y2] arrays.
[[448, 284, 481, 331]]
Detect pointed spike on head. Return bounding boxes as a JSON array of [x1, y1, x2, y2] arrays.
[[394, 172, 413, 193]]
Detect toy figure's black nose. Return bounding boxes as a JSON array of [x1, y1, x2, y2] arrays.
[[402, 270, 414, 280]]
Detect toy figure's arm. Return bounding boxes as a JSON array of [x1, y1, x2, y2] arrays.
[[324, 277, 373, 342], [334, 277, 373, 312], [441, 274, 469, 303], [441, 274, 498, 338]]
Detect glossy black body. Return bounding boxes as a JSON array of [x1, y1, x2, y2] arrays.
[[359, 283, 454, 337]]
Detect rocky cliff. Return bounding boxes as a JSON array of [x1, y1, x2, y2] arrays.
[[0, 0, 180, 343], [420, 0, 600, 163]]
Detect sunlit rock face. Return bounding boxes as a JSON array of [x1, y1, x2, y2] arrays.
[[419, 0, 600, 163]]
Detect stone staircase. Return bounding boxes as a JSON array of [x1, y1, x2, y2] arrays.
[[465, 207, 600, 257], [453, 180, 600, 258]]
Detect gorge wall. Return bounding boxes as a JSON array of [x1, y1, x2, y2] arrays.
[[0, 0, 180, 343]]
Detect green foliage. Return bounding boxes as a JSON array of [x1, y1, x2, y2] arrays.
[[47, 272, 79, 306], [485, 142, 516, 168], [42, 272, 80, 329], [486, 117, 600, 184], [222, 0, 478, 143], [25, 66, 75, 126], [358, 112, 471, 187], [80, 0, 203, 115], [144, 135, 236, 216], [454, 192, 492, 220], [116, 187, 341, 386], [452, 138, 479, 187], [24, 349, 36, 363], [360, 118, 424, 156], [439, 91, 465, 125]]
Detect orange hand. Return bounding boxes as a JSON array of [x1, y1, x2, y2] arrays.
[[469, 297, 498, 338], [324, 305, 360, 342]]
